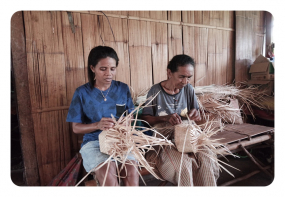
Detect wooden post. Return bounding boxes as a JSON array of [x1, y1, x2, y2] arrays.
[[11, 11, 40, 185]]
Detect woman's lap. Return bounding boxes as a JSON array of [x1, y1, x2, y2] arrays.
[[79, 140, 136, 172]]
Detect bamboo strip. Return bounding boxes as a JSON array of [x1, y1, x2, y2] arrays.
[[69, 11, 235, 31], [240, 145, 273, 179]]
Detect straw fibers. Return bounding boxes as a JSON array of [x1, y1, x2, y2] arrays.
[[75, 93, 173, 186], [174, 115, 240, 184], [195, 84, 269, 122]]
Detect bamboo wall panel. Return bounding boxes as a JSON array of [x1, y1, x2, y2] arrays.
[[149, 11, 167, 20], [215, 29, 224, 85], [24, 11, 64, 54], [24, 11, 67, 110], [227, 31, 235, 84], [128, 11, 150, 18], [235, 11, 265, 85], [207, 28, 216, 85], [168, 11, 183, 61], [81, 14, 103, 81], [101, 16, 131, 86], [23, 11, 74, 185], [32, 110, 71, 185], [61, 12, 85, 105], [182, 26, 195, 85], [128, 20, 152, 93], [193, 27, 208, 86], [61, 11, 85, 158], [151, 22, 168, 84]]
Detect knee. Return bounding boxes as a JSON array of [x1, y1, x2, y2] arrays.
[[95, 162, 118, 186]]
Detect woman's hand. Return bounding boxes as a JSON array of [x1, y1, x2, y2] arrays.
[[165, 113, 182, 126], [97, 117, 116, 130], [188, 109, 201, 121]]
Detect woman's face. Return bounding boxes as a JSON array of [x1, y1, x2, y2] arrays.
[[90, 57, 117, 86], [168, 64, 194, 89]]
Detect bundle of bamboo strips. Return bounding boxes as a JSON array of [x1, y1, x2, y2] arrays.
[[75, 93, 173, 186], [131, 84, 268, 124], [195, 84, 268, 122]]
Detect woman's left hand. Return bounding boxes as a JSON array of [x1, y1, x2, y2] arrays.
[[188, 109, 201, 121]]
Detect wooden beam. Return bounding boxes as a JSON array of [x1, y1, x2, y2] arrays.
[[11, 11, 40, 186]]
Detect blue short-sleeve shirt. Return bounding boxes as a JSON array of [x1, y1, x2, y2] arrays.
[[66, 80, 135, 147]]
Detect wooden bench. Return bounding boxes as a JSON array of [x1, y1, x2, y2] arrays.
[[84, 123, 274, 186], [211, 123, 274, 185]]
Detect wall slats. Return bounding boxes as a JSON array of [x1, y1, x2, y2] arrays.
[[151, 22, 168, 84], [235, 11, 264, 85], [128, 20, 152, 93]]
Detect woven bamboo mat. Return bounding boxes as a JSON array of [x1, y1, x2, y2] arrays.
[[210, 123, 274, 144]]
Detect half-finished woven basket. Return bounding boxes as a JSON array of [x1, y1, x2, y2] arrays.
[[174, 122, 199, 153], [99, 129, 113, 155]]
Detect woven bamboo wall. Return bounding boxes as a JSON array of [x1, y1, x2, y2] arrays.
[[235, 11, 266, 85], [18, 10, 265, 185]]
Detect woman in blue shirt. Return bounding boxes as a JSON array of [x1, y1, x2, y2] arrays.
[[67, 46, 138, 186]]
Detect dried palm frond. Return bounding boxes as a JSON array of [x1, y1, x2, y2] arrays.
[[75, 92, 173, 186], [194, 84, 269, 121], [174, 116, 239, 185]]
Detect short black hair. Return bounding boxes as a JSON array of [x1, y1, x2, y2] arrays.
[[167, 54, 195, 73], [87, 46, 119, 88]]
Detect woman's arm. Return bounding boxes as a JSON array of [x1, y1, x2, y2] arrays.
[[72, 117, 115, 134]]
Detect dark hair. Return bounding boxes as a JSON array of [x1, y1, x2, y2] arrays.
[[167, 54, 195, 73], [88, 46, 119, 88]]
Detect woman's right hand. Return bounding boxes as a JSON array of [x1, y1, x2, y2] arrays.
[[165, 113, 182, 126], [96, 117, 116, 130]]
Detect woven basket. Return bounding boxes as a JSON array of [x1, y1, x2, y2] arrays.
[[98, 129, 111, 155], [174, 122, 199, 153]]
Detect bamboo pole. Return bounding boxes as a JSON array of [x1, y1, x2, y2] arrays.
[[70, 11, 235, 31], [240, 144, 273, 179], [219, 166, 271, 186]]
